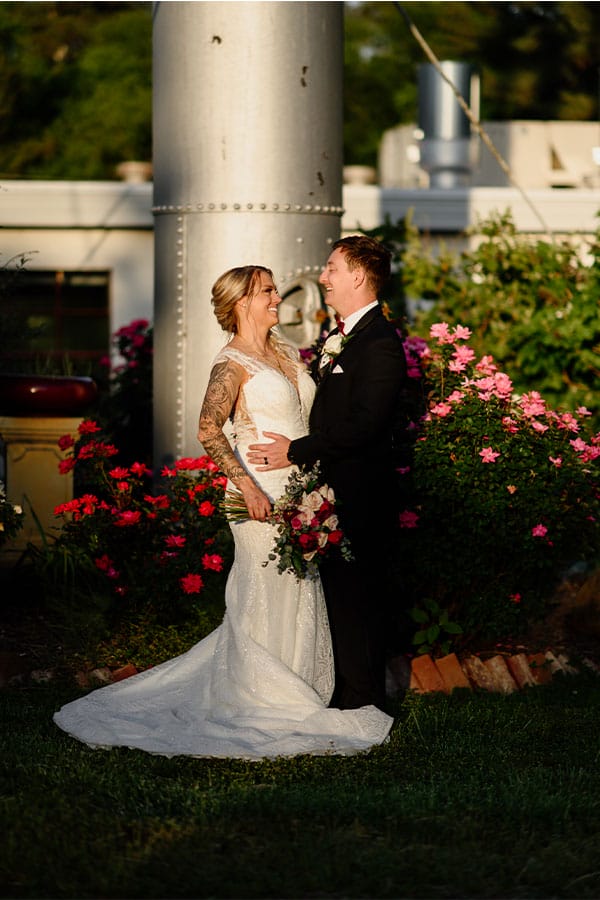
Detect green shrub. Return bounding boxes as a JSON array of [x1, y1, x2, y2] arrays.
[[401, 210, 600, 431]]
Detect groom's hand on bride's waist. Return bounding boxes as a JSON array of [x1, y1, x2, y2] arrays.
[[247, 432, 292, 471]]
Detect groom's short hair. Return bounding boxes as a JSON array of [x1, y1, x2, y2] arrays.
[[332, 235, 392, 297]]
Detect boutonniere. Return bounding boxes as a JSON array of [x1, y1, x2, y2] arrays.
[[320, 330, 353, 367]]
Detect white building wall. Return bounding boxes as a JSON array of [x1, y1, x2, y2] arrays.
[[0, 179, 599, 348]]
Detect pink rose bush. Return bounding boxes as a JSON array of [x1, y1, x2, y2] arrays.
[[398, 323, 599, 646], [50, 420, 232, 626]]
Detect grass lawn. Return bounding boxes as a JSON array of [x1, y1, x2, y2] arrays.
[[2, 671, 600, 899]]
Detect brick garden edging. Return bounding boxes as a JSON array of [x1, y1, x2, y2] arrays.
[[1, 650, 598, 694], [409, 650, 590, 694]]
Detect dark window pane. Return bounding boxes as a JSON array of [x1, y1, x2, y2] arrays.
[[0, 269, 109, 376]]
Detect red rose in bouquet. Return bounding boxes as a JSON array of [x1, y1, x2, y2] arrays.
[[223, 464, 353, 580]]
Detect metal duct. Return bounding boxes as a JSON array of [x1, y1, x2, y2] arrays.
[[418, 61, 479, 189], [152, 1, 343, 465]]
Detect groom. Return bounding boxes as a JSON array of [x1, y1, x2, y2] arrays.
[[248, 235, 407, 711]]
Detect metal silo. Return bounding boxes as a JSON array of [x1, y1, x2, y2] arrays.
[[152, 1, 343, 464]]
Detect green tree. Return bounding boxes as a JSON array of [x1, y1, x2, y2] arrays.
[[0, 2, 598, 177], [0, 1, 151, 179]]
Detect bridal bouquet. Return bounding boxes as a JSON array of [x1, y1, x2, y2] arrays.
[[223, 464, 353, 579]]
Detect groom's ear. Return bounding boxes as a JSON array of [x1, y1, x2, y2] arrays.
[[352, 267, 367, 289]]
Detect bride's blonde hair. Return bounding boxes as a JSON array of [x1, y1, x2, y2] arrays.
[[211, 265, 274, 334]]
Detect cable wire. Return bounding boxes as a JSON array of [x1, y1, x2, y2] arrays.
[[393, 1, 554, 239]]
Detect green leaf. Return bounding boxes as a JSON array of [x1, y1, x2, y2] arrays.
[[410, 608, 429, 624], [426, 624, 440, 643]]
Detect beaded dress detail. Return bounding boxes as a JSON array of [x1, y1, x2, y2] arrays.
[[53, 344, 393, 758]]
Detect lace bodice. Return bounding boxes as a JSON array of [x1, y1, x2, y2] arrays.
[[213, 343, 316, 501]]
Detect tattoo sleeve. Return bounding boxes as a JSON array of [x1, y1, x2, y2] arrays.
[[198, 360, 247, 483]]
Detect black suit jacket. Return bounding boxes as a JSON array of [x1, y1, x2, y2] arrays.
[[289, 305, 407, 544]]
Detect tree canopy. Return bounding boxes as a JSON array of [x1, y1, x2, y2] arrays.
[[0, 1, 598, 178], [0, 1, 151, 179]]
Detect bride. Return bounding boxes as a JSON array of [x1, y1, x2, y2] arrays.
[[53, 265, 393, 759]]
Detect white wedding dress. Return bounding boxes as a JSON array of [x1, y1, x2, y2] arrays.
[[53, 344, 393, 759]]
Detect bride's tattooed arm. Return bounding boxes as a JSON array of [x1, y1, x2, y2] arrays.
[[198, 360, 247, 483], [198, 358, 272, 520]]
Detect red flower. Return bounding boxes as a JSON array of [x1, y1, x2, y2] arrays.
[[130, 461, 152, 477], [58, 457, 76, 475], [105, 444, 119, 457], [202, 553, 224, 572], [198, 501, 216, 517], [114, 510, 142, 527], [109, 467, 130, 479], [179, 454, 219, 473], [144, 494, 170, 509], [54, 498, 81, 516], [187, 484, 207, 500], [95, 554, 113, 571], [78, 420, 101, 435], [80, 494, 98, 514], [180, 573, 204, 594], [165, 535, 186, 547], [327, 529, 343, 545], [77, 441, 98, 460], [58, 434, 74, 451], [298, 532, 319, 552], [175, 457, 207, 471], [95, 555, 119, 579], [317, 500, 335, 522]]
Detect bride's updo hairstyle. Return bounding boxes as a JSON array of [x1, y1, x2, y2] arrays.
[[211, 265, 274, 334]]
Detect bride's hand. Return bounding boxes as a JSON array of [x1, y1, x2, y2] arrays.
[[240, 480, 272, 521]]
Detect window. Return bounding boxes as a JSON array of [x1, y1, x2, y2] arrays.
[[0, 269, 110, 382]]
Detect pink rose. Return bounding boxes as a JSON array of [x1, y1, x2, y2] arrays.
[[399, 510, 419, 529], [479, 447, 500, 463]]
